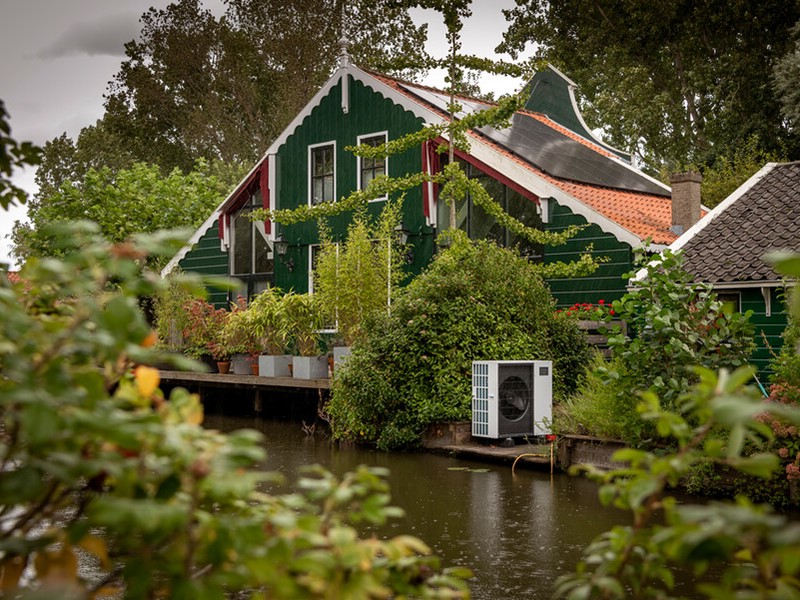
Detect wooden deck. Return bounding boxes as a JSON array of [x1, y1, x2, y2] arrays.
[[158, 370, 331, 390]]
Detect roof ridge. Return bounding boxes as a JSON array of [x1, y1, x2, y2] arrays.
[[361, 68, 497, 108], [367, 69, 622, 162]]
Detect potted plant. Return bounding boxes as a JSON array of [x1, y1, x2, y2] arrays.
[[222, 296, 261, 375], [181, 298, 230, 372], [282, 292, 326, 379], [249, 287, 292, 378], [207, 328, 232, 373]]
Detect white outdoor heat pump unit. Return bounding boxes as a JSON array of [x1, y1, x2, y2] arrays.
[[471, 360, 552, 439]]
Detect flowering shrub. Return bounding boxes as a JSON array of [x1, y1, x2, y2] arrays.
[[556, 299, 616, 320]]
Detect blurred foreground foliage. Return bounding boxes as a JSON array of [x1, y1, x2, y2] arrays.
[[0, 221, 470, 599]]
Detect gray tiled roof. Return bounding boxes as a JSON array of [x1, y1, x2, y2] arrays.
[[680, 162, 800, 284]]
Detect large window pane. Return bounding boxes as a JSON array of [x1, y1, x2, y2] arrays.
[[507, 190, 544, 259], [311, 144, 335, 204], [359, 134, 387, 192], [471, 202, 504, 245], [254, 228, 272, 274], [233, 211, 252, 275]]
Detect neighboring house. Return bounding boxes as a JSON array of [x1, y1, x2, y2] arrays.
[[163, 57, 699, 309], [669, 161, 800, 374]]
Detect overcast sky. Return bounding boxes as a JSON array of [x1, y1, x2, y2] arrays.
[[0, 0, 531, 268]]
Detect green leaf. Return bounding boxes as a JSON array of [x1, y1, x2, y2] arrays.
[[155, 474, 181, 500], [730, 453, 779, 478], [0, 466, 46, 503]]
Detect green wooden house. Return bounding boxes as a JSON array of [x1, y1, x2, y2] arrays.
[[163, 60, 695, 309], [667, 161, 800, 374]]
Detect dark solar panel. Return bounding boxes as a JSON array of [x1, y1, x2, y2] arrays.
[[478, 116, 669, 196], [398, 82, 669, 197]]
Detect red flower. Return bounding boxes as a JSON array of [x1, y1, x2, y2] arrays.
[[609, 309, 615, 315], [598, 299, 605, 305]]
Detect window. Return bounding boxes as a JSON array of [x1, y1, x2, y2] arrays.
[[230, 190, 273, 298], [436, 158, 544, 259], [357, 132, 388, 199], [309, 142, 335, 205], [717, 292, 741, 315]]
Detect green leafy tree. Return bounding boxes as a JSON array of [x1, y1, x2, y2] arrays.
[[33, 122, 137, 203], [327, 233, 591, 449], [500, 0, 800, 168], [225, 0, 430, 130], [691, 136, 786, 208], [102, 0, 429, 174], [104, 0, 279, 172], [0, 100, 40, 210], [12, 161, 229, 268], [774, 20, 800, 135]]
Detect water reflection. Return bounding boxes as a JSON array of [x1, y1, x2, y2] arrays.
[[204, 414, 625, 600]]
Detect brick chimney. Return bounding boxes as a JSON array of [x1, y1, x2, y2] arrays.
[[669, 171, 702, 235]]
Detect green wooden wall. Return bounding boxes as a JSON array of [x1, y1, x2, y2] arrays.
[[171, 74, 790, 383], [741, 287, 788, 378], [543, 199, 633, 307], [177, 218, 229, 308], [274, 76, 431, 292]]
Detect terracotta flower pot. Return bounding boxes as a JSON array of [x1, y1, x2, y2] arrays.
[[217, 361, 231, 374], [250, 362, 259, 376]]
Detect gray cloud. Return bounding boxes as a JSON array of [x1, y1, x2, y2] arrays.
[[36, 11, 140, 59]]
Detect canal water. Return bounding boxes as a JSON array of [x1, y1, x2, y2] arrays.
[[204, 414, 626, 600]]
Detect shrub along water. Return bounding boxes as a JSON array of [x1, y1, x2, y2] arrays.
[[556, 253, 800, 598], [327, 232, 591, 450], [566, 248, 755, 445]]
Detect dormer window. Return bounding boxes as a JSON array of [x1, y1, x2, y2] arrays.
[[309, 142, 336, 205]]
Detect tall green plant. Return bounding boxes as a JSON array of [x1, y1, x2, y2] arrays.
[[221, 295, 263, 359], [314, 201, 406, 346], [248, 286, 290, 355], [282, 292, 323, 356], [153, 271, 194, 352], [601, 248, 755, 443]]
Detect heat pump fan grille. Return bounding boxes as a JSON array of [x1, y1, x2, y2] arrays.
[[499, 375, 530, 421]]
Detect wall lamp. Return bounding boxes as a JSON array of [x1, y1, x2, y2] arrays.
[[394, 222, 414, 264], [273, 234, 295, 272]]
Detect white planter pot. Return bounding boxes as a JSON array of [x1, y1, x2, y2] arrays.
[[293, 355, 329, 380], [231, 353, 251, 375], [332, 346, 351, 370], [258, 354, 292, 378]]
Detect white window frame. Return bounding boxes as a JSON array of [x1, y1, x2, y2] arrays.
[[356, 131, 388, 202], [308, 140, 337, 206]]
